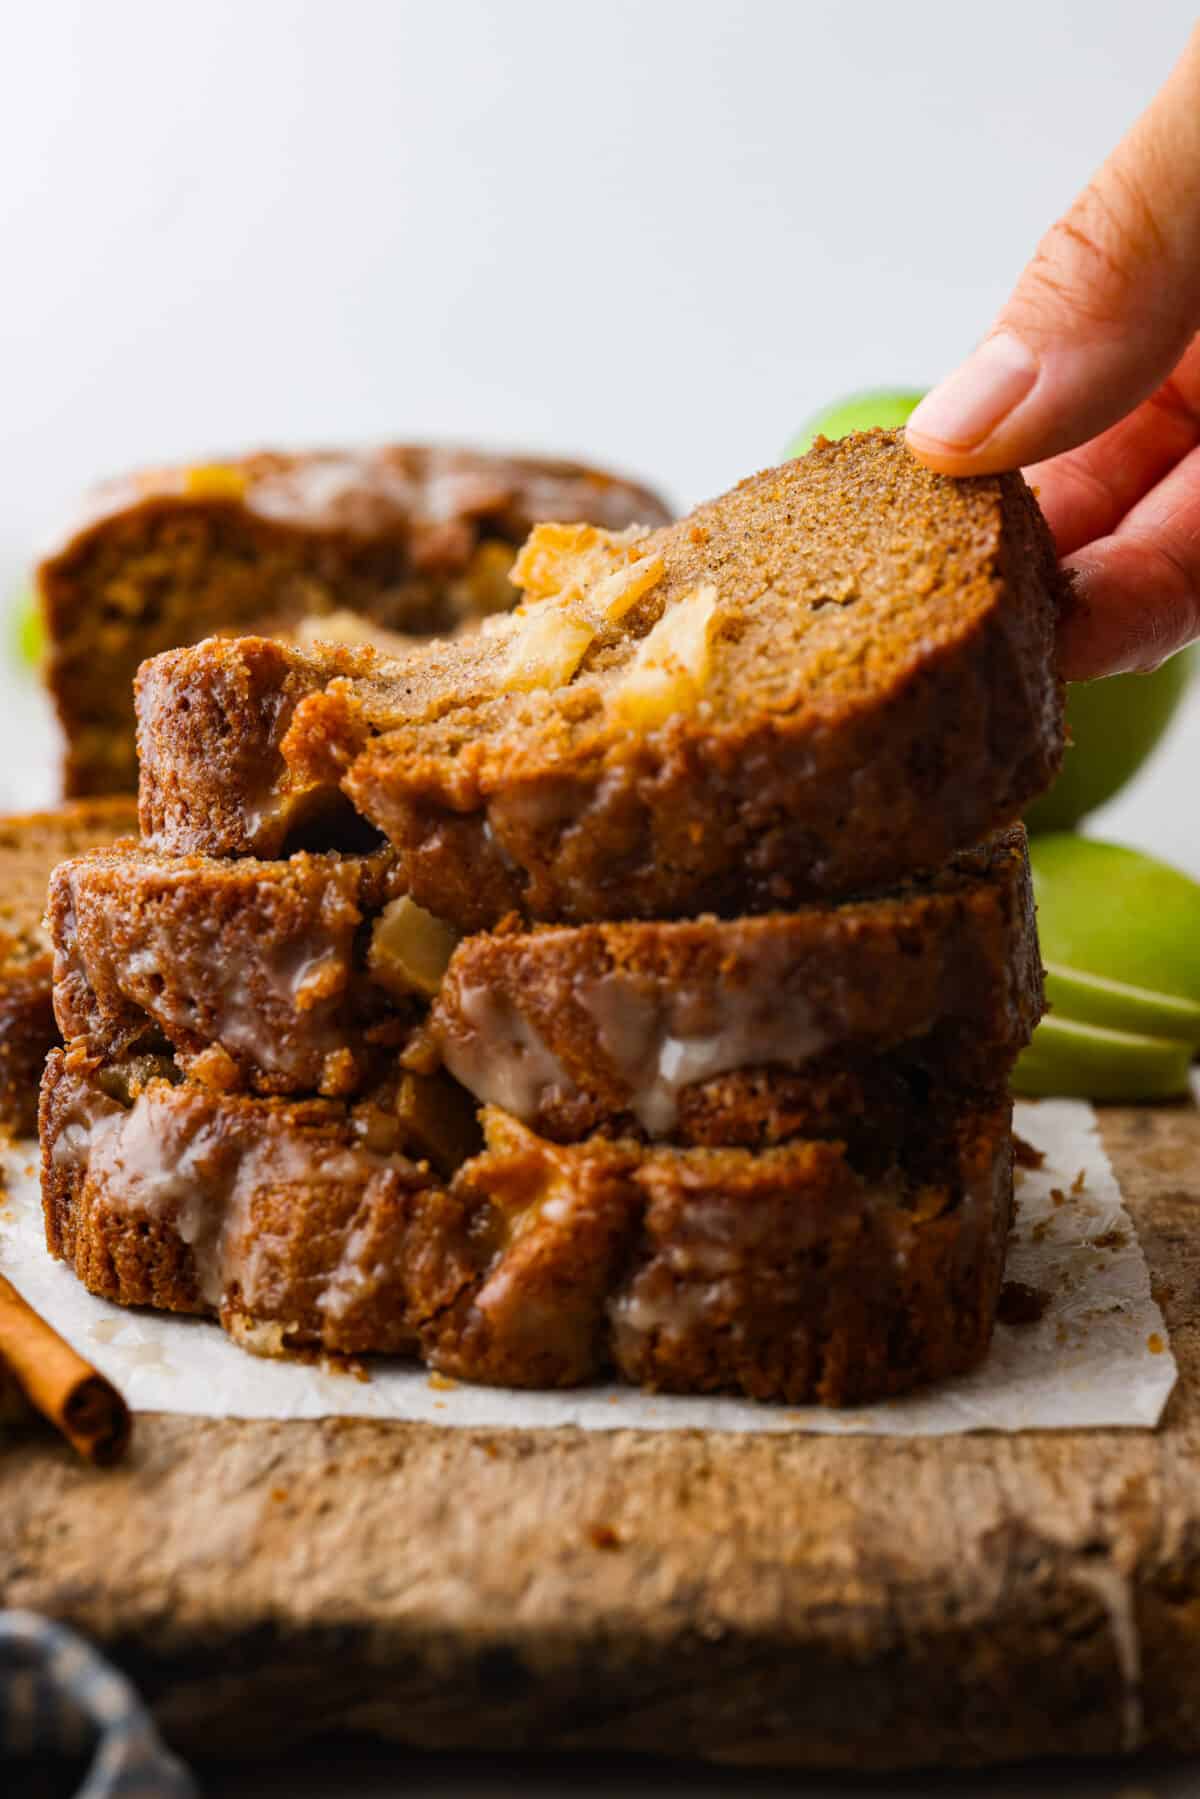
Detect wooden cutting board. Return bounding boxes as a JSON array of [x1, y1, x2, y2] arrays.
[[1, 1102, 1198, 1774]]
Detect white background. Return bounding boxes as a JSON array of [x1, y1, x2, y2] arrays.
[[1, 0, 1199, 871], [4, 8, 1200, 1792]]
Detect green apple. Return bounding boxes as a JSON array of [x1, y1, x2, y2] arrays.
[[1032, 835, 1200, 1006], [784, 388, 925, 460], [11, 586, 41, 672], [1025, 653, 1193, 833], [1013, 836, 1200, 1098], [1043, 962, 1200, 1046], [1012, 1014, 1193, 1101]]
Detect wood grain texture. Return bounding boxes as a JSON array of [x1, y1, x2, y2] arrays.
[[1, 1102, 1198, 1773]]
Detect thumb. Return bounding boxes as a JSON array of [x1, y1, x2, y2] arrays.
[[906, 25, 1200, 477]]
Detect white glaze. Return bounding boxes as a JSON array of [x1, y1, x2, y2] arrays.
[[440, 957, 828, 1137], [117, 930, 352, 1075], [439, 983, 578, 1119], [610, 1278, 716, 1338], [576, 968, 827, 1135], [56, 1082, 401, 1310], [319, 1218, 386, 1320]]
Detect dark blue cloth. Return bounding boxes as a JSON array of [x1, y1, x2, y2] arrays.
[[0, 1612, 196, 1797]]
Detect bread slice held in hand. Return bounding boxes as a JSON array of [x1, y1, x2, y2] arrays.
[[136, 431, 1066, 927]]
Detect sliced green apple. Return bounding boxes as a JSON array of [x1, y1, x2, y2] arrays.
[[1030, 836, 1200, 1005], [1013, 1015, 1193, 1102], [1044, 962, 1200, 1046]]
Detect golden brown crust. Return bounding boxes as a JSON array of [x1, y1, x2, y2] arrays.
[[136, 434, 1066, 923], [40, 1049, 428, 1353], [609, 1100, 1013, 1404], [0, 798, 139, 1132], [430, 828, 1041, 1142], [49, 841, 413, 1097], [42, 446, 672, 564], [136, 636, 386, 857], [0, 969, 58, 1138], [41, 445, 672, 797], [41, 1053, 1012, 1405]]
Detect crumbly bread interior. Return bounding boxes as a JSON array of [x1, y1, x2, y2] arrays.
[[0, 800, 139, 972], [289, 432, 1053, 781], [0, 798, 139, 1133]]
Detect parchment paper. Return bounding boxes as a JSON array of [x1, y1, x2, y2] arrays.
[[0, 1098, 1175, 1435]]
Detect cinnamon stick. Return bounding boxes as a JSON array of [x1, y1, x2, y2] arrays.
[[0, 1273, 131, 1464]]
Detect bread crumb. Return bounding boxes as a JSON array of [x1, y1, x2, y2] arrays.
[[1071, 1167, 1087, 1194], [318, 1352, 370, 1381], [997, 1280, 1050, 1326], [1012, 1133, 1045, 1170], [1147, 1333, 1166, 1356]]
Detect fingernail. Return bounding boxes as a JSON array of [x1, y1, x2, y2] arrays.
[[906, 332, 1039, 452]]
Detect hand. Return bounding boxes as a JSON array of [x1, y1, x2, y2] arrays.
[[904, 26, 1200, 680]]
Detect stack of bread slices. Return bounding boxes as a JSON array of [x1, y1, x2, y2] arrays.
[[40, 431, 1068, 1404], [0, 445, 665, 1135]]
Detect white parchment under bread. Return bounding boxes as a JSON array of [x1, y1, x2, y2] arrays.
[[0, 1098, 1175, 1435]]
